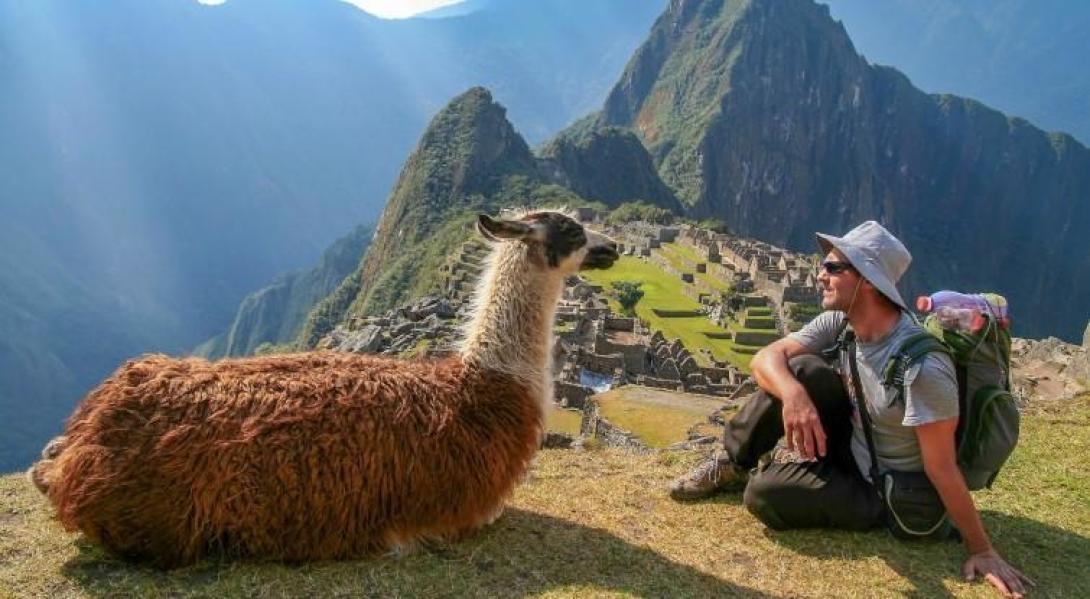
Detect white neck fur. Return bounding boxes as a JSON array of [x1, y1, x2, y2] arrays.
[[459, 241, 563, 403]]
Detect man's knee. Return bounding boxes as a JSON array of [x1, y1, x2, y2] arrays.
[[788, 354, 837, 385], [788, 354, 845, 405], [742, 470, 791, 530]]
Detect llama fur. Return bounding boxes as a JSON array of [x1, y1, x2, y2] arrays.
[[29, 210, 617, 567]]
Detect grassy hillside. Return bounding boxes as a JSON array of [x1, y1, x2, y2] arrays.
[[3, 397, 1087, 597]]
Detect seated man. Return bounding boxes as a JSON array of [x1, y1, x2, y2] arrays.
[[669, 221, 1032, 598]]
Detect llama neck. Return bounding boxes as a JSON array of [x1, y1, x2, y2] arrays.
[[460, 243, 563, 393]]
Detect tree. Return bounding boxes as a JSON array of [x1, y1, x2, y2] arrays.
[[611, 281, 644, 315], [605, 201, 675, 225]]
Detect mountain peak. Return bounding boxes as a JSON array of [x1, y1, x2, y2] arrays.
[[404, 86, 535, 204], [321, 87, 540, 324], [602, 0, 866, 205]]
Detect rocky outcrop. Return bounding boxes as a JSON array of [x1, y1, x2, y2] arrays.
[[1011, 337, 1090, 403], [321, 296, 462, 357]]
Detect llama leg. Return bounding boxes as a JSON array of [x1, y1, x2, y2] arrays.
[[27, 459, 53, 494], [481, 503, 506, 527], [42, 435, 68, 459]]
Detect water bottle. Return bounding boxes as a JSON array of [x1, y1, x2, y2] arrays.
[[932, 306, 979, 332], [915, 291, 1010, 331]]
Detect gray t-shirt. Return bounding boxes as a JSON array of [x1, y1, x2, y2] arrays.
[[788, 311, 958, 479]]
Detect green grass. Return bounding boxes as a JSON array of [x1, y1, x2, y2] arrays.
[[655, 243, 693, 272], [554, 321, 578, 334], [663, 241, 706, 263], [4, 396, 1088, 597], [594, 386, 725, 448], [741, 316, 776, 329], [658, 243, 732, 293]]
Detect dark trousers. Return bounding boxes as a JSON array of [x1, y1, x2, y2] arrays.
[[727, 355, 885, 531]]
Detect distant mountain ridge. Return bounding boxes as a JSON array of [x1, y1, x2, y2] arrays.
[[825, 0, 1090, 147], [197, 225, 373, 359], [315, 88, 596, 339]]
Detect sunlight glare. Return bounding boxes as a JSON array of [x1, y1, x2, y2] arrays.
[[339, 0, 466, 19]]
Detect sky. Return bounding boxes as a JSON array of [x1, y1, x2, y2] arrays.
[[197, 0, 467, 19]]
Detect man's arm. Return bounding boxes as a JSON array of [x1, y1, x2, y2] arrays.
[[915, 420, 1034, 598], [751, 338, 826, 460]]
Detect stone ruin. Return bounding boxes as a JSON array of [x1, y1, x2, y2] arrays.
[[321, 295, 461, 357], [637, 331, 743, 397]]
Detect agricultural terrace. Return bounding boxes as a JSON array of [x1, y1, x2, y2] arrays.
[[581, 256, 754, 371], [657, 242, 733, 293]]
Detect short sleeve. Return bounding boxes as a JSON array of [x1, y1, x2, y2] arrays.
[[786, 311, 845, 354], [902, 353, 959, 426]]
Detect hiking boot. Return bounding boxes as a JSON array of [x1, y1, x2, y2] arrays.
[[668, 450, 748, 501]]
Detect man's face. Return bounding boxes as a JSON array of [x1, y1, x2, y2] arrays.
[[817, 249, 863, 311]]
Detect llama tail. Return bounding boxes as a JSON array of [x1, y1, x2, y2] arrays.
[[27, 435, 67, 495]]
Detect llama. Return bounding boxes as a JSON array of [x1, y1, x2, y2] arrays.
[[29, 210, 618, 567]]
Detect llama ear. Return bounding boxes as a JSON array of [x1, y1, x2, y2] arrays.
[[477, 214, 534, 241]]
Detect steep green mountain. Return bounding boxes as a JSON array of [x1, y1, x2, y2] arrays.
[[589, 0, 1090, 341], [347, 87, 537, 317], [196, 225, 373, 359], [300, 88, 594, 344], [825, 0, 1090, 146]]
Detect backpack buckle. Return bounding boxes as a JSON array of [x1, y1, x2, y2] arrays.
[[887, 352, 912, 388]]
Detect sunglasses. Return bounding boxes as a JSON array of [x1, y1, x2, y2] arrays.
[[821, 261, 855, 275]]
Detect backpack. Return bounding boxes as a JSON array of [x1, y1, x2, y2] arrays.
[[881, 311, 1020, 490]]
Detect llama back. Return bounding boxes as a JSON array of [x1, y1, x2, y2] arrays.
[[38, 351, 543, 565]]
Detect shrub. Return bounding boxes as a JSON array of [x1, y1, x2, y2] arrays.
[[605, 201, 675, 225], [611, 281, 645, 316]]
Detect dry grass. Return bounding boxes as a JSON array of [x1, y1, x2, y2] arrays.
[[547, 405, 584, 436], [594, 386, 724, 448], [2, 399, 1088, 598]]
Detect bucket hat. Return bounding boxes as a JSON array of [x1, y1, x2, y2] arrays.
[[816, 221, 911, 311]]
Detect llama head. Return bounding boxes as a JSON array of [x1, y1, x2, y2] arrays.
[[476, 211, 618, 274]]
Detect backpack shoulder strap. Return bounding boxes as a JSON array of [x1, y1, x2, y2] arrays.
[[820, 313, 852, 362], [843, 329, 884, 492], [882, 332, 951, 388]]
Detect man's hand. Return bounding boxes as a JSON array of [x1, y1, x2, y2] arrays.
[[963, 549, 1035, 598], [781, 392, 826, 460]]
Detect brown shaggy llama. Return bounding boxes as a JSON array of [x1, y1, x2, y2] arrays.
[[28, 210, 618, 567]]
